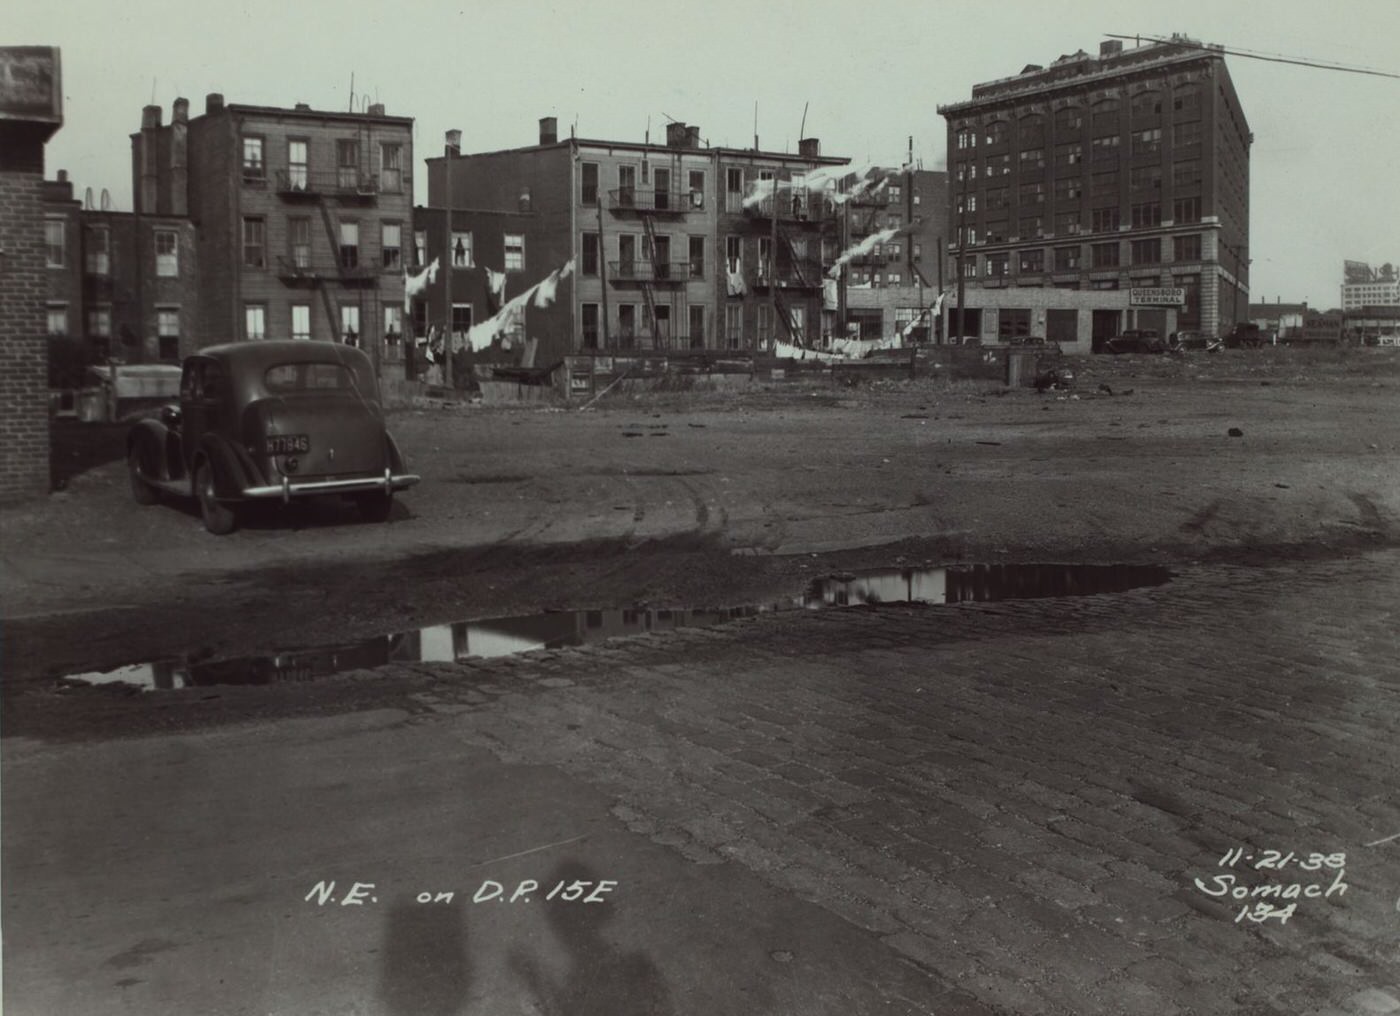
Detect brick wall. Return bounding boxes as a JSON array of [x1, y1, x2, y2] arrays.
[[0, 125, 53, 501]]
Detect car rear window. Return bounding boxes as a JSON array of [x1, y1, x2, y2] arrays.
[[264, 362, 357, 392]]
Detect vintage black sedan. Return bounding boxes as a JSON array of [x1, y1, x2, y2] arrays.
[[126, 341, 419, 534]]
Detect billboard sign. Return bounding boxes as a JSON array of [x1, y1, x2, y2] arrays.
[[1345, 261, 1374, 284], [1129, 287, 1185, 306], [0, 47, 62, 125]]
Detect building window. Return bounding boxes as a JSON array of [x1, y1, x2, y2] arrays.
[[963, 260, 978, 279], [1018, 148, 1045, 168], [1129, 165, 1162, 191], [380, 143, 403, 193], [337, 139, 359, 189], [1172, 196, 1202, 223], [1019, 249, 1044, 274], [581, 303, 599, 349], [242, 136, 265, 180], [618, 234, 637, 277], [725, 303, 743, 347], [1173, 160, 1202, 188], [384, 306, 403, 345], [983, 187, 1007, 211], [689, 235, 705, 278], [1131, 201, 1162, 228], [87, 305, 112, 339], [688, 170, 705, 207], [1176, 273, 1202, 326], [618, 304, 637, 346], [1054, 246, 1080, 271], [1091, 242, 1120, 268], [956, 127, 976, 150], [1174, 234, 1202, 262], [339, 221, 360, 268], [726, 167, 744, 212], [504, 233, 524, 271], [155, 228, 179, 276], [1091, 135, 1120, 161], [999, 308, 1032, 341], [242, 217, 266, 268], [581, 162, 598, 205], [86, 225, 110, 275], [451, 303, 472, 341], [1090, 171, 1118, 198], [758, 237, 772, 280], [757, 304, 772, 344], [289, 218, 311, 269], [382, 223, 402, 269], [983, 122, 1007, 145], [47, 304, 68, 336], [245, 304, 266, 341], [687, 305, 705, 348], [1173, 88, 1201, 115], [987, 155, 1010, 177], [1054, 211, 1081, 235], [287, 139, 308, 190], [1018, 216, 1044, 238], [1055, 107, 1083, 132], [1174, 121, 1203, 147], [1090, 278, 1119, 290], [340, 305, 361, 346], [451, 231, 473, 268], [986, 254, 1007, 278], [45, 217, 65, 267], [725, 235, 742, 274], [1131, 238, 1161, 265], [1091, 101, 1120, 127], [1130, 91, 1162, 117], [414, 229, 427, 266], [1055, 142, 1083, 166], [291, 304, 311, 341], [582, 232, 599, 276], [1090, 207, 1120, 232], [983, 220, 1006, 244], [617, 165, 637, 207], [157, 307, 180, 359], [1019, 182, 1046, 205], [1131, 128, 1162, 157]]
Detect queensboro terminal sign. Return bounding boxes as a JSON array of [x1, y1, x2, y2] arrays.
[[1129, 286, 1185, 306]]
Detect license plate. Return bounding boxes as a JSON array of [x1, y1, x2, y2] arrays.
[[265, 434, 310, 455]]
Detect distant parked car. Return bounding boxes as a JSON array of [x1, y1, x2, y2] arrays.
[[1169, 330, 1222, 352], [1105, 329, 1167, 354], [126, 341, 419, 534], [1223, 322, 1267, 349]]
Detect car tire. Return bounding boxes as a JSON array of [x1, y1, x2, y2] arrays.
[[195, 460, 239, 535], [128, 445, 159, 506], [355, 491, 394, 523]]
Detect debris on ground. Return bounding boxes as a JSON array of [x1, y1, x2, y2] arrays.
[[1228, 428, 1245, 437]]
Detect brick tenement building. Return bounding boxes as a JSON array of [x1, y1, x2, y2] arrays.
[[421, 118, 852, 357], [938, 36, 1252, 347], [132, 95, 414, 377], [41, 170, 201, 375], [0, 47, 62, 501]]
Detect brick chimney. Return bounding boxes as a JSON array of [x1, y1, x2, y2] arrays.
[[139, 105, 162, 214], [665, 122, 687, 148], [170, 98, 189, 217], [1100, 40, 1123, 58], [685, 125, 701, 148], [368, 103, 385, 117], [539, 117, 557, 144], [445, 129, 461, 156], [205, 92, 224, 115], [798, 137, 821, 159]]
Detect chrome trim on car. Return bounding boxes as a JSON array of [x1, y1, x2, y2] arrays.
[[241, 474, 421, 499]]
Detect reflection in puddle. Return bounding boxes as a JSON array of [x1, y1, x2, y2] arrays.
[[63, 563, 1171, 691]]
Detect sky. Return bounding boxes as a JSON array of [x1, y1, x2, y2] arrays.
[[10, 0, 1399, 308]]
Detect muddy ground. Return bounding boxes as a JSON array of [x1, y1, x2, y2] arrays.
[[3, 347, 1398, 716]]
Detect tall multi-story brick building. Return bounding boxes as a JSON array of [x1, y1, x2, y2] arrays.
[[42, 170, 200, 377], [937, 36, 1252, 348], [132, 94, 414, 375], [1, 46, 63, 501], [416, 118, 853, 364]]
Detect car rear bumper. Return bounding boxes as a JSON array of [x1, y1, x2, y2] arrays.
[[241, 470, 420, 501]]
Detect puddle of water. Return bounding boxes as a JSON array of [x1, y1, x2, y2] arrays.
[[62, 563, 1171, 692]]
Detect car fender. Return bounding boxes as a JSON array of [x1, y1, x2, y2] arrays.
[[385, 431, 408, 474], [193, 434, 262, 499], [127, 419, 172, 481]]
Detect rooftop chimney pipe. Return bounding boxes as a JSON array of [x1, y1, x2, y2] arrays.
[[539, 116, 558, 144]]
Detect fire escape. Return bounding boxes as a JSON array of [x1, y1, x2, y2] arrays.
[[273, 142, 381, 356], [607, 175, 687, 350], [743, 183, 835, 346]]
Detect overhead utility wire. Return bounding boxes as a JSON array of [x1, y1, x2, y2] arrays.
[[1106, 34, 1400, 80]]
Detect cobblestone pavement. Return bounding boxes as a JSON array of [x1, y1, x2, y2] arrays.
[[377, 550, 1400, 1015]]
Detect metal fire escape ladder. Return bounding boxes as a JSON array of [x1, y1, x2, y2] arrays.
[[316, 200, 342, 339], [639, 215, 661, 348]]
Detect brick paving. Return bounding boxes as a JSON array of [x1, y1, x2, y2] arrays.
[[389, 550, 1400, 1015]]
